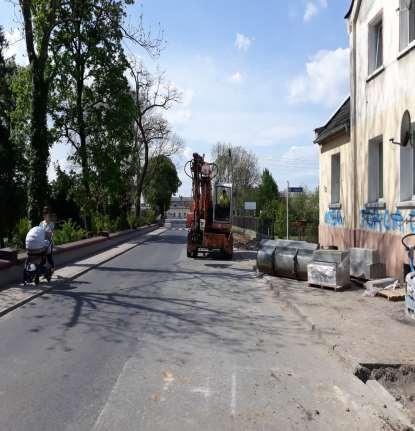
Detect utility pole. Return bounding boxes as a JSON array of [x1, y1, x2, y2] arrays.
[[286, 181, 289, 240]]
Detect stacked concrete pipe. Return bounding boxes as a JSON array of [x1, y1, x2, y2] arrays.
[[256, 239, 318, 281]]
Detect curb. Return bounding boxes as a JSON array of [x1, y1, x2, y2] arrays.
[[263, 275, 415, 430], [0, 226, 164, 319]]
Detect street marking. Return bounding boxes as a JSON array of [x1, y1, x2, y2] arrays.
[[231, 372, 237, 416], [191, 387, 213, 399], [191, 377, 212, 400]]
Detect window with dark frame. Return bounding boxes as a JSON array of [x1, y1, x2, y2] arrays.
[[331, 153, 341, 204], [400, 124, 415, 202], [400, 0, 415, 51], [369, 15, 383, 74], [368, 137, 383, 202]]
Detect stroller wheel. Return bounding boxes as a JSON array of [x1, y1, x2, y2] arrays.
[[34, 275, 40, 285]]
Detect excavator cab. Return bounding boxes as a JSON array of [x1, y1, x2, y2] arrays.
[[214, 183, 232, 224]]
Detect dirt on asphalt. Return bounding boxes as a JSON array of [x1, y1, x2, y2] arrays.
[[358, 364, 415, 417]]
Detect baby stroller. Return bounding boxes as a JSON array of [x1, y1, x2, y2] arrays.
[[23, 227, 53, 285]]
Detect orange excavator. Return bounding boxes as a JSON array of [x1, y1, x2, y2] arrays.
[[185, 153, 233, 259]]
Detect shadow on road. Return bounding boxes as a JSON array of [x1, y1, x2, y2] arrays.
[[20, 230, 326, 359]]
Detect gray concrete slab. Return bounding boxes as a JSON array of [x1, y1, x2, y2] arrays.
[[0, 228, 407, 430]]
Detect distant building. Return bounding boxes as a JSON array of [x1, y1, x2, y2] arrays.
[[166, 196, 192, 219], [316, 0, 415, 277]]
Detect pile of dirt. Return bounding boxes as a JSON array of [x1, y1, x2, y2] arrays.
[[233, 233, 258, 251], [359, 365, 415, 413]]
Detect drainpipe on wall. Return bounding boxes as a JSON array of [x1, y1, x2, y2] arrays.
[[350, 2, 361, 248]]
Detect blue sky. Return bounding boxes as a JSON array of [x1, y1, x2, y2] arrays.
[[1, 0, 351, 195]]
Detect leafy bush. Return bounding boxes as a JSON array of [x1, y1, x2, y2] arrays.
[[141, 209, 157, 225], [127, 213, 138, 229], [54, 220, 86, 245], [11, 218, 31, 249]]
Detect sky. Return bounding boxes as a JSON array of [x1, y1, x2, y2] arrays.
[[1, 0, 351, 196]]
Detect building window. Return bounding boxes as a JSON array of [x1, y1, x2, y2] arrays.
[[368, 137, 383, 202], [331, 153, 341, 204], [368, 14, 383, 74], [400, 124, 415, 201], [400, 0, 415, 51]]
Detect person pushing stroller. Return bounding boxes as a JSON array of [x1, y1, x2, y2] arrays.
[[39, 206, 55, 273], [23, 207, 55, 285]]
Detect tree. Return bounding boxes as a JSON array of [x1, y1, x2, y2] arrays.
[[143, 155, 181, 217], [257, 169, 279, 214], [212, 142, 259, 213], [49, 165, 81, 224], [0, 26, 26, 247], [51, 0, 138, 226], [128, 60, 181, 218], [19, 0, 63, 224]]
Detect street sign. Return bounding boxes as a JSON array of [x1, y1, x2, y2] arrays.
[[288, 187, 303, 193], [244, 201, 256, 210]]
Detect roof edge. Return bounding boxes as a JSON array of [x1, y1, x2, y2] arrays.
[[314, 124, 350, 145], [314, 96, 350, 134], [345, 0, 354, 19]]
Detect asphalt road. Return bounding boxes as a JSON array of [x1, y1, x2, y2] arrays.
[[0, 228, 398, 430]]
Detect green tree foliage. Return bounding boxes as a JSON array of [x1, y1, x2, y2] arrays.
[[144, 155, 181, 217], [257, 169, 279, 214], [19, 0, 63, 224], [49, 165, 81, 224], [0, 27, 27, 246], [52, 0, 136, 224]]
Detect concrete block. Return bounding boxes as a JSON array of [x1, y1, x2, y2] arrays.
[[308, 261, 350, 289], [350, 247, 380, 265], [350, 248, 385, 280], [313, 249, 350, 264], [364, 277, 398, 290], [352, 262, 386, 280]]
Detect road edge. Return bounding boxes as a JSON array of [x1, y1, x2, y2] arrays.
[[0, 227, 165, 319], [263, 275, 415, 430]]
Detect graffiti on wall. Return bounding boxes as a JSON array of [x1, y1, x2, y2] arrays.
[[324, 209, 344, 227], [324, 206, 415, 233], [359, 208, 415, 233]]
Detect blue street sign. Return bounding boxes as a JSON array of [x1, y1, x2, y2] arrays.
[[288, 187, 303, 193]]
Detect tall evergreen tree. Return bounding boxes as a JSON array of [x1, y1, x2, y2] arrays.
[[257, 169, 279, 212]]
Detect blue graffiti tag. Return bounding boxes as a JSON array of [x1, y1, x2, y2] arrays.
[[361, 207, 404, 232], [324, 209, 344, 227], [409, 210, 415, 234], [383, 209, 392, 231], [360, 208, 382, 230], [391, 210, 404, 232]]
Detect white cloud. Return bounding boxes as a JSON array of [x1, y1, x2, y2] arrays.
[[288, 47, 349, 108], [259, 124, 307, 143], [229, 71, 244, 83], [5, 29, 27, 65], [303, 0, 328, 22], [304, 3, 318, 22], [234, 33, 252, 52], [262, 145, 319, 187]]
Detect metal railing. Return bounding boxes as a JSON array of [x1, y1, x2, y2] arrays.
[[233, 216, 318, 243]]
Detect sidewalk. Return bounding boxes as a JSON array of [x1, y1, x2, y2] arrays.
[[0, 228, 165, 318], [266, 275, 415, 366]]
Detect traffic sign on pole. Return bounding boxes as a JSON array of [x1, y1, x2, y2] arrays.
[[288, 187, 303, 193]]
